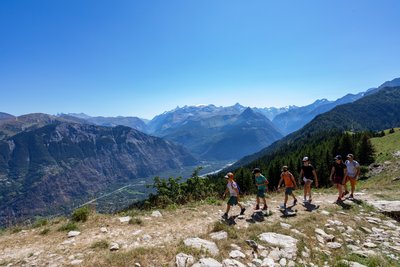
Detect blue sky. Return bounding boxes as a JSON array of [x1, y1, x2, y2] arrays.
[[1, 0, 399, 119]]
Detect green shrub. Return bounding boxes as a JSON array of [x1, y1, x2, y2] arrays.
[[40, 228, 50, 235], [58, 222, 78, 232], [129, 217, 143, 225], [72, 206, 90, 222], [90, 240, 109, 249], [33, 217, 48, 228], [11, 227, 22, 234]]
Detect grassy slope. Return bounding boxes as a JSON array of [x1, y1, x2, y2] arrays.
[[360, 128, 400, 200]]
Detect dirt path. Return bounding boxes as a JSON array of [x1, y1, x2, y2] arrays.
[[0, 190, 379, 267]]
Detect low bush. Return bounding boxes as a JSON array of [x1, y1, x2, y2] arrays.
[[72, 206, 90, 222]]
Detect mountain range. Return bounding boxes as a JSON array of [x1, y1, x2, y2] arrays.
[[0, 120, 196, 226], [232, 86, 400, 170], [1, 77, 399, 225]]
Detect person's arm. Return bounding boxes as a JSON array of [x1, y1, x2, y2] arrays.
[[264, 176, 269, 185], [355, 164, 361, 179], [313, 170, 319, 188], [290, 173, 297, 188], [329, 166, 335, 182], [342, 167, 347, 185], [298, 169, 304, 184], [222, 187, 228, 199], [278, 175, 283, 189]]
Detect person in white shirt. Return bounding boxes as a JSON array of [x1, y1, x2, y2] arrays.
[[344, 154, 360, 199]]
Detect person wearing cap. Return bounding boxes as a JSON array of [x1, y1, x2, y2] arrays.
[[330, 155, 347, 203], [253, 168, 269, 210], [344, 154, 360, 199], [222, 172, 246, 219], [298, 157, 318, 203], [278, 166, 298, 209]]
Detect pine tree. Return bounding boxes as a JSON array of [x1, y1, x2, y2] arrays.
[[389, 128, 395, 134], [356, 134, 375, 165]]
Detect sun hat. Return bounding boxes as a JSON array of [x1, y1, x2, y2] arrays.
[[224, 172, 234, 178]]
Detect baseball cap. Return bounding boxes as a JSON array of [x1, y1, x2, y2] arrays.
[[252, 168, 261, 174], [282, 166, 288, 171], [334, 155, 342, 160], [347, 154, 354, 158], [302, 156, 309, 162], [224, 172, 234, 178]]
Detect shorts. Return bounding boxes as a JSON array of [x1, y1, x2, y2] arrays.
[[303, 177, 314, 184], [333, 176, 344, 185], [285, 187, 294, 195], [346, 175, 357, 187], [228, 196, 238, 206], [257, 189, 266, 198]]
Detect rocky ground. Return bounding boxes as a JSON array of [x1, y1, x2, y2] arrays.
[[1, 188, 400, 267]]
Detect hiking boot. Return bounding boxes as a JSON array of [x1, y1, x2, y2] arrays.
[[262, 205, 268, 210], [308, 198, 312, 203], [344, 190, 349, 196], [349, 194, 354, 199], [221, 213, 228, 220], [255, 204, 260, 210], [293, 199, 298, 206], [240, 208, 246, 215], [335, 197, 342, 204]]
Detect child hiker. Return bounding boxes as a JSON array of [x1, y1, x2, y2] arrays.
[[278, 166, 298, 209], [253, 168, 269, 210], [222, 172, 246, 219]]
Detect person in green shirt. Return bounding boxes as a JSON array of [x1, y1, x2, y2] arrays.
[[253, 168, 269, 210]]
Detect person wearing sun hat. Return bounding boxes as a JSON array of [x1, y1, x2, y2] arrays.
[[222, 172, 246, 219], [298, 156, 318, 203], [344, 154, 360, 199]]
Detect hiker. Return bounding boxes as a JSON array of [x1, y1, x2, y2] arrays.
[[330, 155, 347, 203], [344, 154, 360, 199], [298, 156, 318, 203], [222, 172, 246, 219], [253, 168, 269, 210], [278, 165, 298, 209]]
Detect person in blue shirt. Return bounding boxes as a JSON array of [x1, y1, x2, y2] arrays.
[[253, 168, 269, 210]]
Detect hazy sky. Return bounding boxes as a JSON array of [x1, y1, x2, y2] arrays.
[[1, 0, 399, 119]]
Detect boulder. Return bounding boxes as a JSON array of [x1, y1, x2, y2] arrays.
[[193, 258, 222, 267], [315, 228, 335, 242], [261, 258, 275, 267], [326, 242, 342, 249], [151, 210, 163, 217], [229, 250, 245, 259], [100, 227, 108, 233], [110, 242, 120, 251], [184, 238, 220, 256], [119, 216, 131, 223], [210, 231, 228, 240], [222, 259, 246, 267], [259, 233, 298, 259], [176, 253, 195, 267], [70, 259, 83, 265], [67, 231, 81, 238]]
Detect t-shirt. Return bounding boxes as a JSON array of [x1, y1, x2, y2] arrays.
[[282, 171, 295, 188], [227, 181, 238, 197], [345, 160, 360, 176], [333, 162, 347, 178], [302, 165, 315, 180], [255, 174, 267, 191]]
